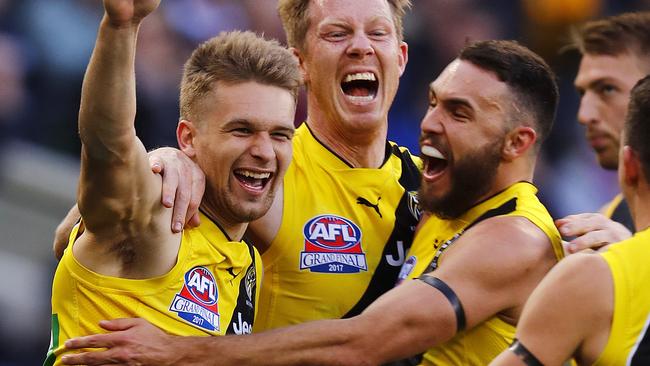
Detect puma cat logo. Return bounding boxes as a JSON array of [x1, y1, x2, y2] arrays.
[[357, 196, 382, 218]]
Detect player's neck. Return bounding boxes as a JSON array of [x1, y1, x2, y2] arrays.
[[628, 184, 650, 233], [199, 201, 247, 242], [306, 114, 388, 169]]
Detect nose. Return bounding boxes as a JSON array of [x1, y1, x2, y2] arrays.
[[347, 32, 374, 59], [577, 92, 599, 126], [250, 133, 275, 162], [420, 107, 444, 135]]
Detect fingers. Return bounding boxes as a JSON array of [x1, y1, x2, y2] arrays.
[[61, 348, 120, 365], [555, 213, 617, 238], [64, 333, 117, 351], [557, 213, 633, 253], [98, 318, 143, 331]]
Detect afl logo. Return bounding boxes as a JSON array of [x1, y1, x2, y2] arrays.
[[303, 215, 362, 252], [169, 266, 220, 332], [184, 266, 218, 306], [300, 214, 367, 274]]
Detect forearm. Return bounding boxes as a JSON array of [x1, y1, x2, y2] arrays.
[[175, 319, 376, 366], [78, 15, 139, 160]]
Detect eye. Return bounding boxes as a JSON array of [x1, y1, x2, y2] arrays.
[[324, 31, 347, 41], [369, 29, 388, 38], [231, 128, 253, 136], [598, 84, 617, 96], [271, 131, 293, 141]]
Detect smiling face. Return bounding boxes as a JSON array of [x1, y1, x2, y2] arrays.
[[298, 0, 407, 132], [418, 60, 513, 219], [575, 52, 648, 170], [182, 81, 296, 225]]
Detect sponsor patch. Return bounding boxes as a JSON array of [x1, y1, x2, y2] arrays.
[[300, 214, 367, 273], [169, 266, 220, 332]]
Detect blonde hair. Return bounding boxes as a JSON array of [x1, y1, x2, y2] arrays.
[[277, 0, 412, 52], [180, 31, 302, 121]]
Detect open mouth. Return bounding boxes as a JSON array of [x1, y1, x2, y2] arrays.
[[341, 72, 378, 102], [421, 145, 448, 181], [234, 169, 273, 192]]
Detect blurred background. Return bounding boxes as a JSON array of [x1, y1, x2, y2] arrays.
[[0, 0, 648, 364]]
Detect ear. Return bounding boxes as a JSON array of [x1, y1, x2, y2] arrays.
[[291, 47, 310, 84], [398, 41, 408, 77], [622, 145, 640, 187], [177, 119, 198, 158], [502, 126, 537, 161]]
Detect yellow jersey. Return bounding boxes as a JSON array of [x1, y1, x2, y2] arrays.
[[399, 182, 563, 365], [44, 212, 262, 365], [595, 228, 650, 365], [255, 123, 422, 331]]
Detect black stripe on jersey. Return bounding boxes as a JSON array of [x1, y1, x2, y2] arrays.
[[225, 242, 257, 335], [630, 314, 650, 365], [611, 198, 635, 233], [342, 146, 421, 318]]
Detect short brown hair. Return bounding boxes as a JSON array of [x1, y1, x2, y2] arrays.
[[569, 12, 650, 57], [180, 31, 302, 121], [459, 40, 559, 149], [277, 0, 412, 52]]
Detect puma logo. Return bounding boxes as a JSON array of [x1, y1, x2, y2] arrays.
[[357, 196, 382, 218], [226, 267, 240, 282]]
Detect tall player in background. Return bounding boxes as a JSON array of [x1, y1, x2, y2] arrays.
[[491, 75, 650, 366], [45, 0, 301, 364], [556, 12, 650, 253]]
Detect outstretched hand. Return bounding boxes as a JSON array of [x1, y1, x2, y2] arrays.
[[103, 0, 161, 27], [149, 147, 205, 233], [556, 213, 632, 254], [62, 318, 183, 365]]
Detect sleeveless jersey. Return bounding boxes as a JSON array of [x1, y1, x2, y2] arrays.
[[594, 228, 650, 365], [44, 212, 262, 365], [603, 193, 635, 233], [398, 182, 563, 366], [255, 123, 422, 331]]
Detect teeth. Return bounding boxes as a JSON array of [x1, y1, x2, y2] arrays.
[[344, 72, 376, 83], [347, 95, 374, 102], [239, 171, 270, 179], [421, 146, 446, 160]]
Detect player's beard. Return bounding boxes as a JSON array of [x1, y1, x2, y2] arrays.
[[419, 138, 503, 220]]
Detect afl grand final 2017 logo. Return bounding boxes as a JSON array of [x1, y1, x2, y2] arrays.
[[300, 214, 367, 274], [169, 266, 220, 332]]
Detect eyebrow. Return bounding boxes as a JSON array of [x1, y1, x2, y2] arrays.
[[429, 85, 474, 111]]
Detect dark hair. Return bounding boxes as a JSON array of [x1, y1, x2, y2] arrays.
[[459, 40, 559, 148], [180, 31, 302, 121], [277, 0, 412, 52], [569, 12, 650, 57], [624, 75, 650, 179]]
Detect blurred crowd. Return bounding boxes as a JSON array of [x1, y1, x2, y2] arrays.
[[0, 0, 648, 364]]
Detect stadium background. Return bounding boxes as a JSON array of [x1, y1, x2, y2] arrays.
[[0, 0, 647, 364]]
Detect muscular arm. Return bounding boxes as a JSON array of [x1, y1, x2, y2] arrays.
[[63, 216, 558, 365], [489, 253, 613, 366], [73, 0, 176, 277]]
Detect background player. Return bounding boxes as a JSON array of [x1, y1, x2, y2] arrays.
[[556, 12, 650, 253]]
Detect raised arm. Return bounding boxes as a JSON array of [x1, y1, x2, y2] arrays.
[[73, 0, 178, 276]]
